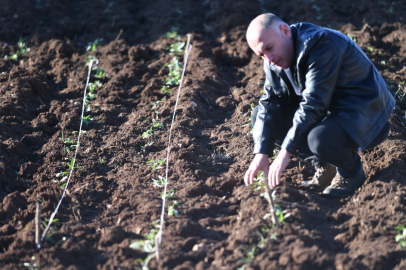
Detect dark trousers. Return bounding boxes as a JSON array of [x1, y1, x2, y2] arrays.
[[251, 105, 390, 178]]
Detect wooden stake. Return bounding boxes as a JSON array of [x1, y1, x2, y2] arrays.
[[35, 202, 41, 250]]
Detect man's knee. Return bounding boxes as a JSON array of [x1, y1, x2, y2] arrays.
[[307, 126, 330, 156]]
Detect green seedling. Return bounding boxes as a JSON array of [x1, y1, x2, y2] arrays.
[[395, 225, 406, 248], [164, 30, 180, 40], [82, 115, 93, 126], [93, 67, 105, 78], [61, 131, 74, 144], [56, 171, 69, 177], [347, 33, 356, 43], [129, 221, 160, 254], [160, 85, 171, 94], [86, 38, 103, 52], [257, 231, 266, 248], [237, 246, 256, 264], [252, 171, 265, 191], [147, 158, 167, 170], [263, 204, 290, 225], [86, 55, 98, 67], [164, 57, 182, 86], [142, 127, 153, 139], [152, 98, 164, 110], [151, 118, 164, 129], [72, 130, 86, 135], [167, 200, 179, 216], [100, 158, 105, 163], [167, 41, 185, 55], [162, 189, 176, 199], [42, 218, 58, 228], [135, 255, 152, 270], [23, 256, 37, 270], [141, 142, 154, 152], [88, 80, 102, 93], [367, 47, 374, 52], [270, 232, 278, 241], [151, 176, 167, 188], [6, 38, 30, 60]]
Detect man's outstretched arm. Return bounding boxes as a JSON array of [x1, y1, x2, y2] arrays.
[[244, 149, 292, 187]]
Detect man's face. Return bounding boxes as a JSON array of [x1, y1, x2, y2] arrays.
[[247, 24, 294, 69]]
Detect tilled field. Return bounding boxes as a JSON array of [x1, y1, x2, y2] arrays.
[[1, 0, 406, 269]]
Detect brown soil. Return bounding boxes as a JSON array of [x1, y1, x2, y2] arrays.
[[1, 0, 406, 269]]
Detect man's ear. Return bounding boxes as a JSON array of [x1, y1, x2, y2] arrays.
[[280, 24, 291, 38]]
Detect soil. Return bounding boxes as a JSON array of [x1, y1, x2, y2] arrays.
[[1, 0, 406, 269]]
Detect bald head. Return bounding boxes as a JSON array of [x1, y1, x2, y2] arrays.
[[246, 14, 287, 44], [246, 13, 294, 69]]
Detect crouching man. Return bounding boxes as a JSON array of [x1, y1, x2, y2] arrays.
[[244, 13, 395, 197]]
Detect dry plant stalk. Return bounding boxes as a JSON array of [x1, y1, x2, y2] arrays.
[[263, 180, 279, 226]]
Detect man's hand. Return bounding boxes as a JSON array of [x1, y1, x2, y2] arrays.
[[244, 153, 269, 186], [268, 149, 291, 187]]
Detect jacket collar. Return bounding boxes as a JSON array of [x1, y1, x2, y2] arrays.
[[289, 25, 298, 71]]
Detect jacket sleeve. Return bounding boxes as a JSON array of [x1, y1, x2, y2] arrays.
[[281, 38, 343, 154], [253, 62, 284, 155]]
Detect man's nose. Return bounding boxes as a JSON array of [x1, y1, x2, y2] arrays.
[[263, 52, 273, 64]]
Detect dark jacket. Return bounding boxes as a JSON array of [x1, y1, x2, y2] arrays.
[[253, 22, 395, 155]]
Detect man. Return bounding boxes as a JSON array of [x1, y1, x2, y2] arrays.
[[244, 14, 395, 197]]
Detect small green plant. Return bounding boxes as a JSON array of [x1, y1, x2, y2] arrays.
[[151, 176, 167, 188], [347, 33, 357, 43], [166, 41, 185, 55], [164, 57, 182, 86], [263, 204, 290, 225], [86, 38, 103, 52], [141, 142, 154, 152], [86, 55, 98, 67], [142, 127, 153, 139], [93, 67, 105, 78], [135, 255, 153, 270], [61, 132, 74, 144], [252, 171, 265, 191], [23, 256, 38, 270], [167, 200, 179, 216], [100, 158, 105, 163], [152, 98, 164, 110], [72, 130, 86, 135], [141, 118, 164, 139], [130, 220, 162, 270], [160, 85, 171, 94], [42, 218, 59, 228], [147, 158, 167, 170], [164, 31, 180, 40], [89, 80, 102, 93], [162, 189, 176, 199], [237, 245, 256, 266], [6, 38, 30, 60], [151, 118, 164, 129], [82, 115, 93, 126], [395, 225, 406, 248], [367, 46, 374, 52]]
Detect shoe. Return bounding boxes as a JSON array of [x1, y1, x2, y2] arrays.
[[322, 167, 366, 198], [300, 163, 336, 190]]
